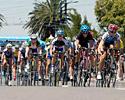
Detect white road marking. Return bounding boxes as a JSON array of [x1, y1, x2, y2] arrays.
[[115, 88, 125, 91]]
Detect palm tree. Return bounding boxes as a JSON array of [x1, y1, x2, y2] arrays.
[[67, 10, 82, 39], [25, 0, 61, 38], [0, 14, 5, 28], [25, 0, 76, 40]]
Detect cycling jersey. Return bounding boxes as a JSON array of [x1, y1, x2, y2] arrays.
[[102, 32, 120, 47], [3, 48, 13, 58], [27, 39, 41, 54], [51, 38, 71, 52], [76, 32, 94, 48], [13, 49, 19, 57], [27, 39, 41, 47], [116, 39, 124, 49], [30, 48, 38, 54]]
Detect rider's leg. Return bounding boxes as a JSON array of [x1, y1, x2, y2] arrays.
[[12, 57, 17, 81], [69, 57, 74, 80], [9, 59, 13, 85], [61, 53, 64, 69], [37, 58, 42, 80], [97, 51, 106, 79], [98, 52, 106, 71], [45, 58, 50, 79], [51, 52, 57, 73]]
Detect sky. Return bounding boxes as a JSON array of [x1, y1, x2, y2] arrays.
[[0, 0, 97, 36]]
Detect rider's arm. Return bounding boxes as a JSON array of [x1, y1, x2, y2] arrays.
[[50, 44, 53, 56], [1, 52, 6, 62], [89, 40, 94, 48], [98, 39, 104, 54], [97, 32, 108, 54], [74, 39, 79, 51], [50, 39, 56, 56], [38, 46, 42, 55], [17, 50, 21, 63], [25, 46, 29, 58], [1, 53, 7, 65]]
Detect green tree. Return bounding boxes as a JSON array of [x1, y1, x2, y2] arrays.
[[25, 0, 60, 37], [66, 10, 82, 39], [82, 15, 91, 26], [25, 0, 75, 40], [95, 0, 125, 46], [82, 15, 99, 39]]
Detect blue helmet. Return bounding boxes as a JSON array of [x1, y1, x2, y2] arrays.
[[56, 29, 64, 36], [80, 24, 90, 33]]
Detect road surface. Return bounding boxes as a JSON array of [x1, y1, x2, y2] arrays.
[[0, 86, 125, 100]]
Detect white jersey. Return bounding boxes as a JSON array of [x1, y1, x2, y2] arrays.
[[51, 38, 72, 51], [102, 32, 120, 41]]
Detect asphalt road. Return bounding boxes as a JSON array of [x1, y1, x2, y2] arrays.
[[0, 86, 125, 100], [0, 76, 125, 100]]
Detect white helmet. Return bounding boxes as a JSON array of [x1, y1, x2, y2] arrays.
[[65, 37, 71, 41], [6, 43, 12, 49], [30, 34, 37, 39], [72, 36, 76, 41], [21, 41, 28, 48], [15, 44, 19, 49]]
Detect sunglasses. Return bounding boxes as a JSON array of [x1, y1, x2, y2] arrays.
[[81, 31, 88, 34], [31, 38, 37, 40], [57, 35, 63, 37], [109, 30, 115, 33]]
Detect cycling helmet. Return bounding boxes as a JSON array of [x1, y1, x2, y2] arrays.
[[65, 37, 71, 41], [6, 43, 12, 49], [15, 45, 19, 49], [21, 41, 28, 48], [56, 29, 64, 36], [108, 24, 118, 33], [80, 24, 90, 33], [30, 34, 37, 39]]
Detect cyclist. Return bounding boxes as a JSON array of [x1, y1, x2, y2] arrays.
[[74, 24, 94, 72], [65, 36, 74, 80], [25, 34, 42, 80], [97, 24, 121, 79], [18, 41, 28, 73], [45, 34, 54, 80], [13, 44, 20, 81], [50, 29, 72, 79], [1, 43, 14, 86]]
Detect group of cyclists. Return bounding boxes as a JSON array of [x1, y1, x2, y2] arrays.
[[0, 23, 125, 86]]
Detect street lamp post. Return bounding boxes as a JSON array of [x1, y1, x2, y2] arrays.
[[60, 0, 78, 24], [52, 0, 56, 36], [64, 0, 67, 23]]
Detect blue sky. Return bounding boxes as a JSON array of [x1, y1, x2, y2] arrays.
[[0, 0, 97, 36]]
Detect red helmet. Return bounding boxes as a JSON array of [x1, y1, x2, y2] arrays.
[[108, 24, 118, 32]]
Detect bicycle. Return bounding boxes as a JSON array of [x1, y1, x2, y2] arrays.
[[77, 48, 95, 87], [96, 48, 118, 88], [61, 51, 69, 86], [3, 58, 12, 86], [49, 51, 63, 86]]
